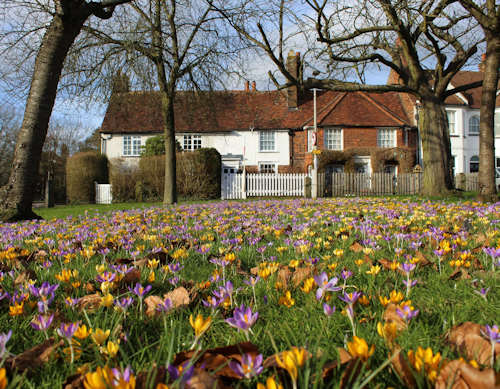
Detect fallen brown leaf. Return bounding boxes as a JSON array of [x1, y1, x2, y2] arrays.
[[435, 359, 497, 389], [164, 287, 190, 308], [122, 268, 141, 284], [350, 242, 364, 253], [390, 347, 416, 389], [448, 322, 500, 366], [173, 342, 259, 380], [145, 295, 164, 318], [322, 348, 353, 380], [292, 267, 313, 287], [339, 358, 363, 389], [277, 266, 292, 288], [415, 251, 431, 266], [383, 304, 407, 332], [77, 293, 101, 311], [5, 338, 64, 373], [448, 269, 471, 281]]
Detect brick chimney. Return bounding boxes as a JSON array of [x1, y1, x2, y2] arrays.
[[111, 71, 130, 94], [251, 81, 256, 92], [245, 81, 249, 91], [286, 51, 300, 109], [479, 53, 486, 72]]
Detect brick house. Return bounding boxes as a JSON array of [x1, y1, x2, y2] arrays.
[[100, 53, 418, 174]]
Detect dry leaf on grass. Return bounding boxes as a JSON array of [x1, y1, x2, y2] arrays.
[[77, 293, 101, 311], [390, 347, 416, 389], [321, 348, 353, 381], [173, 342, 259, 379], [292, 267, 312, 287], [136, 365, 167, 389], [350, 242, 364, 253], [122, 268, 141, 284], [383, 304, 407, 331], [339, 358, 363, 389], [277, 266, 292, 288], [415, 251, 431, 266], [448, 322, 500, 366], [145, 295, 164, 317], [164, 287, 190, 308], [5, 338, 63, 373], [448, 269, 471, 281], [187, 367, 232, 389], [435, 359, 497, 389]]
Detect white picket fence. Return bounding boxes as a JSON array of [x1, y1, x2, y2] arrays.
[[95, 183, 113, 204], [222, 172, 308, 199]]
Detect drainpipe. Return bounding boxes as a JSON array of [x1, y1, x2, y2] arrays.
[[311, 88, 319, 199]]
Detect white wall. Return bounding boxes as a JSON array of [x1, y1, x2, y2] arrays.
[[101, 130, 290, 171]]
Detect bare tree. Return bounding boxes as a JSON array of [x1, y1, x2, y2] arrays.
[[0, 107, 21, 187], [81, 0, 234, 204], [0, 0, 132, 221], [458, 0, 499, 201], [214, 0, 483, 196]]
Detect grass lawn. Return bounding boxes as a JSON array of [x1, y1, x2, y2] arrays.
[[0, 197, 498, 388]]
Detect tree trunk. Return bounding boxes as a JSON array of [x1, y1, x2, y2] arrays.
[[0, 11, 88, 221], [162, 90, 178, 205], [477, 34, 500, 202], [419, 97, 454, 196]]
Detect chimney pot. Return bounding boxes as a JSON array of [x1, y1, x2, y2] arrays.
[[479, 53, 486, 72], [251, 81, 256, 91]]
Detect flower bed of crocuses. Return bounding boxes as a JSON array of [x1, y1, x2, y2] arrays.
[[0, 198, 499, 388]]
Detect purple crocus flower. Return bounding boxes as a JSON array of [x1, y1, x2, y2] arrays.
[[167, 361, 194, 383], [96, 271, 116, 283], [338, 291, 362, 305], [112, 366, 135, 386], [314, 272, 341, 300], [403, 279, 418, 288], [400, 263, 416, 274], [483, 247, 500, 271], [57, 322, 79, 339], [31, 314, 54, 332], [323, 303, 336, 317], [202, 296, 220, 310], [30, 282, 59, 313], [244, 276, 260, 287], [481, 324, 499, 367], [228, 353, 263, 379], [474, 287, 490, 301], [115, 297, 134, 312], [130, 283, 152, 298], [340, 269, 353, 280], [226, 304, 258, 334], [396, 305, 419, 323], [0, 330, 12, 359], [156, 298, 173, 313]]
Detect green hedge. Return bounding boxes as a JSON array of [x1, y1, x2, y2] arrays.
[[66, 152, 108, 204], [110, 148, 221, 202]]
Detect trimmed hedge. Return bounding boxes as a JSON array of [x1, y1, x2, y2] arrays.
[[66, 152, 108, 204], [112, 148, 222, 202]]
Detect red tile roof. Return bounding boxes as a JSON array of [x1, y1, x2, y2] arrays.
[[446, 71, 500, 109], [100, 88, 416, 134]]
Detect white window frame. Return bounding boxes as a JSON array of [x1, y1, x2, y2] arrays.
[[183, 135, 202, 151], [259, 131, 276, 152], [377, 128, 396, 148], [469, 155, 479, 173], [258, 162, 277, 173], [495, 112, 500, 137], [446, 110, 457, 135], [468, 115, 480, 135], [324, 128, 343, 150], [123, 135, 141, 156]]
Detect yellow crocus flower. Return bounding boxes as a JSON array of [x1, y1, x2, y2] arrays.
[[189, 314, 211, 338], [275, 347, 306, 385], [377, 321, 399, 345], [91, 328, 110, 346], [101, 341, 119, 358], [100, 294, 114, 308], [0, 368, 7, 389], [347, 336, 375, 361], [257, 376, 284, 389], [83, 366, 112, 389], [74, 324, 92, 340]]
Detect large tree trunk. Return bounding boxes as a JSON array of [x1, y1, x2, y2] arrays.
[[419, 96, 454, 196], [0, 9, 88, 221], [478, 34, 500, 202], [161, 90, 178, 205]]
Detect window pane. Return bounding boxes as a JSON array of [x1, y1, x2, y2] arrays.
[[495, 112, 500, 137], [470, 156, 479, 173], [447, 111, 456, 134], [123, 136, 131, 156], [259, 131, 275, 151], [469, 115, 479, 134], [183, 135, 191, 150], [132, 136, 141, 155], [377, 129, 395, 148], [325, 129, 342, 150], [193, 135, 202, 150], [259, 163, 276, 173]]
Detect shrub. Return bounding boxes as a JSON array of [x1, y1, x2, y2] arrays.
[[109, 159, 140, 202], [66, 152, 108, 204], [137, 148, 221, 201]]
